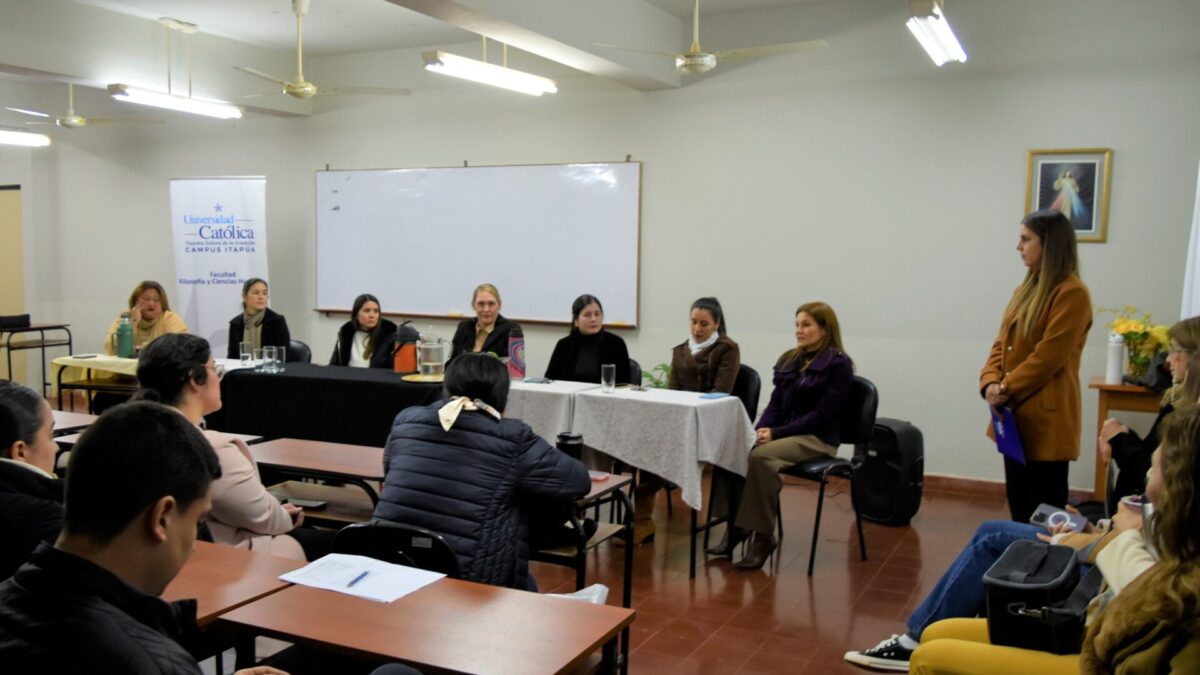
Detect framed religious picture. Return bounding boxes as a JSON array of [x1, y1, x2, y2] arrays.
[[1024, 148, 1113, 243]]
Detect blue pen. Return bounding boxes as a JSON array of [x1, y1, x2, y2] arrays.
[[347, 570, 370, 587]]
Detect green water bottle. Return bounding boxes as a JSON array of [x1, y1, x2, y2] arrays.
[[116, 312, 134, 358]]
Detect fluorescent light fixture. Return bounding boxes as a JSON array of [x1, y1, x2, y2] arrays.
[[0, 129, 51, 147], [107, 84, 242, 119], [422, 50, 557, 96], [907, 0, 967, 66]]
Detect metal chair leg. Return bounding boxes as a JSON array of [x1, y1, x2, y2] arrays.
[[849, 472, 867, 561], [776, 494, 784, 542], [807, 476, 829, 576]]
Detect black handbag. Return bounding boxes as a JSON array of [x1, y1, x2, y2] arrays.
[[983, 540, 1102, 654]]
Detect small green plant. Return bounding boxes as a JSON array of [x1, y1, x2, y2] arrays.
[[641, 362, 671, 388]]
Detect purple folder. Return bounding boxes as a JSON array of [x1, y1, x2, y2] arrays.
[[991, 407, 1025, 465]]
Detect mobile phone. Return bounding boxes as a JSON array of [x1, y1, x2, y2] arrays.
[[1029, 503, 1088, 532], [286, 498, 327, 510]]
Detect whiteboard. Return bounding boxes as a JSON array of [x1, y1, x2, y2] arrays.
[[315, 163, 640, 325]]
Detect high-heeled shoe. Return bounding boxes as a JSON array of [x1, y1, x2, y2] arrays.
[[705, 525, 748, 557], [733, 532, 777, 570]]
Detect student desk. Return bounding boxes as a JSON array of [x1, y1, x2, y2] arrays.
[[208, 363, 442, 447], [219, 577, 636, 675], [1, 323, 72, 397], [250, 437, 384, 504], [161, 541, 304, 627], [50, 410, 96, 435], [1088, 377, 1162, 499]]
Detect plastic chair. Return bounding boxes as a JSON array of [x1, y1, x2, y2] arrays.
[[288, 339, 312, 363], [332, 519, 461, 578], [777, 375, 878, 575]]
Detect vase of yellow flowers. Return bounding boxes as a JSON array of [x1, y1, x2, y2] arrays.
[[1100, 306, 1169, 379]]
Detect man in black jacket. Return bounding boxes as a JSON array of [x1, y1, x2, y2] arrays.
[[0, 402, 234, 674]]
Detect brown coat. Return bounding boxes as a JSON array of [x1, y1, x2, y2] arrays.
[[668, 336, 740, 393], [1080, 564, 1200, 675], [980, 275, 1092, 462]]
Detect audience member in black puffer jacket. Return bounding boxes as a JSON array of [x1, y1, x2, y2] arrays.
[[0, 382, 64, 580], [373, 353, 590, 591]]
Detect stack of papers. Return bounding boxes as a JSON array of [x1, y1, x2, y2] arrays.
[[279, 553, 445, 603]]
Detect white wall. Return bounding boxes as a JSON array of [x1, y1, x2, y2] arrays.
[[5, 0, 1200, 487]]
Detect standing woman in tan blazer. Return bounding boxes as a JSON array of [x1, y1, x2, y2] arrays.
[[980, 209, 1092, 523]]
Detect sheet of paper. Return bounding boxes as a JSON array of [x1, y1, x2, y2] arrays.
[[279, 553, 445, 603]]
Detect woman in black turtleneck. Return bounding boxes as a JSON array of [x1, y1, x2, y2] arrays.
[[544, 294, 631, 384]]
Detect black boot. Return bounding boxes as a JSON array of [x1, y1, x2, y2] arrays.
[[705, 525, 748, 557], [733, 532, 777, 570]]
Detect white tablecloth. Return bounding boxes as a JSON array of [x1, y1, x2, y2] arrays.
[[506, 380, 602, 442], [571, 388, 755, 511]]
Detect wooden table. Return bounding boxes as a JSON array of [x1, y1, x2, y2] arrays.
[[1088, 377, 1162, 498], [51, 410, 96, 435], [1, 323, 72, 397], [268, 480, 375, 527], [219, 578, 636, 674], [250, 438, 384, 504], [53, 354, 138, 412], [162, 541, 304, 627]]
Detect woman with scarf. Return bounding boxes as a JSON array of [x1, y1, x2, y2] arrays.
[[226, 277, 290, 360], [374, 353, 590, 590]]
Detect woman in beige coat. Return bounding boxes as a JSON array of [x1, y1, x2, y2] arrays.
[[980, 209, 1092, 523], [134, 333, 306, 560]]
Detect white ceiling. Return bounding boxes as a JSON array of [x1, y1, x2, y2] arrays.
[[70, 0, 837, 56]]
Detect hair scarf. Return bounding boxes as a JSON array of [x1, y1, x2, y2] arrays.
[[688, 332, 720, 357], [438, 396, 502, 431]]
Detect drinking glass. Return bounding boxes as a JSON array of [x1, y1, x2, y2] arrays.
[[601, 364, 616, 393], [253, 348, 264, 371], [262, 346, 277, 374], [275, 346, 287, 373], [239, 341, 253, 366]]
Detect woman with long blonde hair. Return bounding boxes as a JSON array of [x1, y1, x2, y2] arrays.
[[980, 209, 1092, 523]]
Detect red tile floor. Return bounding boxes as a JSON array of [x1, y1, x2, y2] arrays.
[[531, 474, 1010, 674]]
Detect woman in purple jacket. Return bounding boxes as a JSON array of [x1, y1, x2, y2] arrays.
[[711, 301, 854, 570]]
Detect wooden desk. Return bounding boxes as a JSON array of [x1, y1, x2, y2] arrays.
[[162, 541, 304, 627], [250, 438, 384, 504], [219, 579, 636, 674], [268, 480, 375, 527], [51, 410, 96, 435], [1089, 377, 1162, 498]]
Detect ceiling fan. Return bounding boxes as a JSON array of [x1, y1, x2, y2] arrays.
[[596, 0, 827, 75], [4, 83, 163, 129], [235, 0, 410, 99]]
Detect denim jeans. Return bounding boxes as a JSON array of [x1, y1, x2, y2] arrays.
[[905, 520, 1044, 640]]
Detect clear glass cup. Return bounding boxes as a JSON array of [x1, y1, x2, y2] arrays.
[[601, 364, 616, 393], [262, 346, 277, 373], [253, 348, 264, 371], [275, 346, 286, 373], [239, 341, 253, 365]]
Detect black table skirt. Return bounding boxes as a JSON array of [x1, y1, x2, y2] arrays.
[[208, 363, 442, 447]]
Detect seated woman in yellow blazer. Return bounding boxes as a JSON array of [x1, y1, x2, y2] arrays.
[[103, 280, 188, 355]]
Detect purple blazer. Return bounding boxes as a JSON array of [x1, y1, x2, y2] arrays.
[[757, 348, 854, 446]]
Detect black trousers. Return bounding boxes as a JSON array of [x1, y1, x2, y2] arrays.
[[1003, 457, 1070, 523]]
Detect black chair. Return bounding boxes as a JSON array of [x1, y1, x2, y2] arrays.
[[288, 339, 312, 363], [777, 375, 878, 576], [628, 358, 642, 386], [332, 519, 461, 578]]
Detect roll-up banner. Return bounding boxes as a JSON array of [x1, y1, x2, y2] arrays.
[[169, 177, 268, 350], [1181, 160, 1200, 319]]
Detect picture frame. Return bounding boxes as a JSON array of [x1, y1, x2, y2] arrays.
[[1024, 148, 1113, 243]]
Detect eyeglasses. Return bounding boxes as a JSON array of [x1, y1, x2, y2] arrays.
[[207, 363, 226, 381]]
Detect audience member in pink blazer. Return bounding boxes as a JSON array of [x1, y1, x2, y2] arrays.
[[134, 333, 308, 560]]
